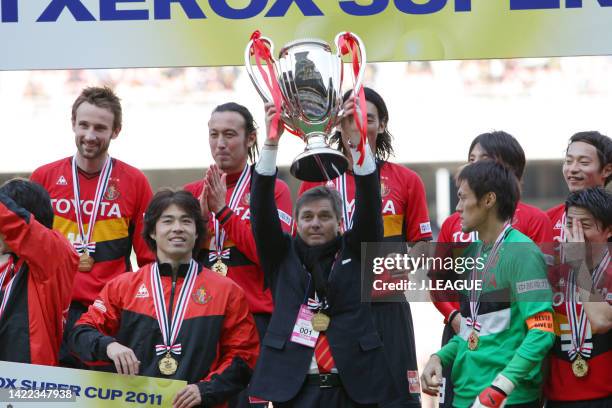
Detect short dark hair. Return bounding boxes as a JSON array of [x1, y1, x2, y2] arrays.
[[468, 130, 526, 180], [295, 186, 342, 221], [72, 86, 122, 132], [212, 102, 259, 163], [567, 131, 612, 185], [0, 178, 54, 229], [330, 87, 394, 161], [565, 187, 612, 232], [142, 189, 206, 257], [457, 161, 520, 222]]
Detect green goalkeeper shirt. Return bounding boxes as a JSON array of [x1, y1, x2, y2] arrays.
[[435, 228, 555, 408]]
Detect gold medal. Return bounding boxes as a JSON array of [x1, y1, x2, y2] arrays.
[[78, 253, 94, 272], [467, 330, 479, 351], [159, 352, 178, 376], [311, 312, 330, 332], [212, 260, 228, 276], [571, 355, 589, 378]]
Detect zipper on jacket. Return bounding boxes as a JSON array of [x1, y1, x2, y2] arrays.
[[168, 273, 177, 320]]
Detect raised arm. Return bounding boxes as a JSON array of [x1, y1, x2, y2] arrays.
[[346, 144, 383, 253], [250, 103, 290, 281], [0, 191, 78, 283]]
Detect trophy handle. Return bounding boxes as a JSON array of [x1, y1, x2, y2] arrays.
[[334, 32, 367, 93], [244, 35, 277, 104]]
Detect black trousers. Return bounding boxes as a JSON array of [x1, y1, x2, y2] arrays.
[[273, 383, 378, 408], [546, 396, 612, 408], [229, 313, 271, 408], [372, 301, 421, 408], [506, 402, 541, 408], [59, 301, 88, 368]]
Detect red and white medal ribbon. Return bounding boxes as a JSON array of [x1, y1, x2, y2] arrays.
[[467, 224, 511, 333], [208, 249, 230, 263], [566, 250, 609, 360], [558, 211, 567, 263], [210, 165, 251, 263], [71, 155, 113, 256], [151, 260, 198, 357], [334, 173, 354, 232], [307, 293, 328, 311], [0, 257, 23, 321]]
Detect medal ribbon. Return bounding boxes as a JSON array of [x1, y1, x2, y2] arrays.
[[334, 174, 354, 232], [210, 165, 251, 263], [558, 211, 567, 263], [71, 155, 113, 255], [151, 260, 198, 356], [0, 257, 24, 321], [467, 224, 511, 333], [208, 249, 230, 263], [566, 250, 609, 360], [307, 293, 328, 311]]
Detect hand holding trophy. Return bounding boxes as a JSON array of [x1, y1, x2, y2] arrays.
[[245, 30, 367, 181]]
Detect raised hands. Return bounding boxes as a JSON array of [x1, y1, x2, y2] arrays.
[[339, 92, 364, 149], [264, 102, 283, 144], [203, 164, 227, 214]]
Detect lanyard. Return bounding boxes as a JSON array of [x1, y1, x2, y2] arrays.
[[466, 224, 511, 332], [71, 155, 113, 255], [150, 260, 198, 356]]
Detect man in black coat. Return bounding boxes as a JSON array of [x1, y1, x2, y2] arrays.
[[248, 102, 398, 407]]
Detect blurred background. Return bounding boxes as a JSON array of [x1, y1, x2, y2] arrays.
[[1, 56, 610, 406]]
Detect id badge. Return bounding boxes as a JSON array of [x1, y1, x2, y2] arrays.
[[290, 304, 319, 348]]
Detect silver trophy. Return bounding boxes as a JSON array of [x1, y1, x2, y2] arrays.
[[245, 32, 366, 182]]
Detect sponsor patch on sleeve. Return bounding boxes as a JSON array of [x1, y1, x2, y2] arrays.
[[526, 311, 554, 333], [516, 279, 550, 294], [419, 222, 432, 234], [277, 209, 292, 226], [93, 299, 107, 313]]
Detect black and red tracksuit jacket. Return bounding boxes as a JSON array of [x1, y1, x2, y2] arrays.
[[69, 262, 259, 407], [0, 192, 79, 365]]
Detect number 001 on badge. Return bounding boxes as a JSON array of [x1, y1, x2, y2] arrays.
[[290, 305, 320, 347]]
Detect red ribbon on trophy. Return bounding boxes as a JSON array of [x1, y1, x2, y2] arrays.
[[338, 33, 367, 166], [249, 31, 300, 140]]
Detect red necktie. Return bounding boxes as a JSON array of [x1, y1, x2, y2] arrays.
[[314, 333, 335, 373]]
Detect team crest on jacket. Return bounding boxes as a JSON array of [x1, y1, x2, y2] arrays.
[[104, 178, 120, 201], [192, 285, 212, 305], [380, 182, 390, 198]]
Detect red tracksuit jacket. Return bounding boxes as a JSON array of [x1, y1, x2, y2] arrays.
[[0, 192, 79, 365]]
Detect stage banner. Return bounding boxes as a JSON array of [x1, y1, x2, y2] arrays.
[[0, 360, 186, 407], [0, 1, 611, 70]]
